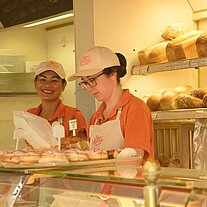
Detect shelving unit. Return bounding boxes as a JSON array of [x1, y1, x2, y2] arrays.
[[151, 108, 207, 121], [132, 57, 207, 168], [131, 57, 207, 75]]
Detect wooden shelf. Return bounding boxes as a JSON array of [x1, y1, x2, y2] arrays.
[[131, 57, 207, 75], [152, 108, 207, 121]]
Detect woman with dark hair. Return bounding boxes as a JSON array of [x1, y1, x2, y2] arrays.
[[68, 46, 154, 163], [27, 61, 87, 148]]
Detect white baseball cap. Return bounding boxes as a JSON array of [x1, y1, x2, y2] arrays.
[[68, 46, 120, 81], [35, 61, 66, 79]]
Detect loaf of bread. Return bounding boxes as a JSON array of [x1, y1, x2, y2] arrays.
[[160, 91, 179, 110], [189, 88, 207, 99], [173, 94, 204, 109], [173, 35, 201, 60], [174, 84, 193, 94], [203, 94, 207, 107], [162, 23, 190, 40], [161, 88, 175, 95], [138, 41, 170, 65], [148, 41, 169, 63], [146, 94, 162, 111], [166, 30, 204, 61], [196, 33, 207, 57]]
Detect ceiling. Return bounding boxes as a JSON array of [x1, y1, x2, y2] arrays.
[[0, 0, 73, 31], [0, 13, 73, 31]]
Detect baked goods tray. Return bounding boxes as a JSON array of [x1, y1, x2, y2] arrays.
[[1, 156, 141, 170]]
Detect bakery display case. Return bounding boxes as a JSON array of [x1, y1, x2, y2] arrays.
[[0, 159, 207, 207]]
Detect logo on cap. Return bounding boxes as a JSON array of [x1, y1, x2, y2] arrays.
[[80, 55, 91, 66]]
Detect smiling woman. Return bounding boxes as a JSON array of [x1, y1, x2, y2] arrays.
[[27, 60, 87, 149]]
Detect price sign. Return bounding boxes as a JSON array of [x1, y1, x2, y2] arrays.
[[13, 128, 24, 150], [164, 62, 174, 70], [182, 59, 190, 68], [190, 59, 199, 68], [195, 110, 204, 118], [69, 119, 77, 136], [139, 65, 148, 74], [174, 60, 183, 69], [199, 57, 207, 66], [152, 112, 158, 120], [52, 122, 65, 150]]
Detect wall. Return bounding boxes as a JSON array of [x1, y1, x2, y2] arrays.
[[92, 0, 198, 98], [0, 28, 46, 149], [0, 25, 75, 149], [197, 19, 207, 87], [47, 25, 76, 106]]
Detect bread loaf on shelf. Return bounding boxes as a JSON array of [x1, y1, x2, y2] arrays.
[[173, 35, 201, 60], [189, 88, 207, 99], [166, 30, 204, 61], [174, 84, 193, 94], [148, 41, 169, 63], [138, 41, 170, 65], [162, 23, 190, 40], [196, 33, 207, 57], [161, 88, 175, 95], [173, 94, 204, 109], [146, 94, 162, 111], [203, 94, 207, 107], [160, 91, 179, 110]]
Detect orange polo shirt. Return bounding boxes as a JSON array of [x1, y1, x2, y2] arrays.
[[27, 100, 87, 138], [89, 89, 154, 160]]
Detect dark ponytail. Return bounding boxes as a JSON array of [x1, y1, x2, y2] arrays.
[[103, 52, 127, 81]]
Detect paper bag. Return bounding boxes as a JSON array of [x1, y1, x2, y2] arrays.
[[13, 111, 57, 149]]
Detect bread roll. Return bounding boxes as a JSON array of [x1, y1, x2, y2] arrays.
[[148, 41, 169, 63], [146, 94, 162, 111], [160, 91, 179, 110], [166, 30, 204, 61], [174, 85, 193, 94], [138, 41, 169, 65], [196, 33, 207, 57], [162, 23, 190, 40], [189, 88, 207, 99], [161, 88, 175, 95], [173, 94, 204, 109], [203, 94, 207, 107]]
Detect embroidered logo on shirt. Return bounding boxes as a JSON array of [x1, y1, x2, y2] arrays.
[[93, 135, 103, 146]]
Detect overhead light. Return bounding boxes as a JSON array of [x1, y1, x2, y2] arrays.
[[23, 13, 73, 28]]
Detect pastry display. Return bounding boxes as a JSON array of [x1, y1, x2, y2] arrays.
[[61, 136, 90, 150], [87, 150, 108, 161], [3, 150, 25, 164], [20, 150, 42, 164], [64, 149, 89, 162], [0, 150, 7, 162], [38, 149, 68, 163], [0, 148, 136, 165]]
